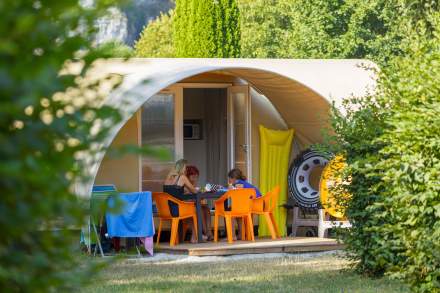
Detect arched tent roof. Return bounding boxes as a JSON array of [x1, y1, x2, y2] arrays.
[[78, 58, 377, 198]]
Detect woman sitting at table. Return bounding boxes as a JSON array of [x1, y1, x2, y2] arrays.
[[227, 168, 262, 240], [163, 159, 198, 243], [186, 165, 213, 241]]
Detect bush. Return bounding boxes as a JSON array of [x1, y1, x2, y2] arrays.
[[373, 15, 440, 292], [323, 83, 391, 276], [325, 13, 440, 292], [135, 11, 175, 57]]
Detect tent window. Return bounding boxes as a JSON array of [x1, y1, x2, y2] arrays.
[[141, 93, 175, 191]]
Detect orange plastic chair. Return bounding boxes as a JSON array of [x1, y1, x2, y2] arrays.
[[213, 189, 256, 244], [152, 192, 197, 247], [251, 186, 281, 239]]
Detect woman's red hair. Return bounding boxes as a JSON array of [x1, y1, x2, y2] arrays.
[[186, 165, 199, 177]]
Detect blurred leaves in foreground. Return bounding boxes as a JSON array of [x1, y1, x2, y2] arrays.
[[0, 0, 128, 291]]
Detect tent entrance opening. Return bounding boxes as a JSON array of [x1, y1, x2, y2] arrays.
[[183, 88, 228, 186]]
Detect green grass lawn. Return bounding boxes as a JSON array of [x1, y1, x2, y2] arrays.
[[83, 253, 409, 293]]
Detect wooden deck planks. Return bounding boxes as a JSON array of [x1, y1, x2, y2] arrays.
[[156, 237, 344, 256]]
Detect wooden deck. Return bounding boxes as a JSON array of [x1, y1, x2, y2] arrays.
[[156, 237, 343, 256]]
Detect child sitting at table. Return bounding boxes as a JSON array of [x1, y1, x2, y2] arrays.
[[186, 165, 213, 241], [227, 168, 262, 240], [228, 168, 262, 197]]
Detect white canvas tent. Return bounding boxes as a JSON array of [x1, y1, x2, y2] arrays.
[[76, 58, 377, 198]]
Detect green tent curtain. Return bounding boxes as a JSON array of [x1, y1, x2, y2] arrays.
[[258, 125, 294, 237]]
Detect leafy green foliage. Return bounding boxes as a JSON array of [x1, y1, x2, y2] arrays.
[[324, 12, 440, 293], [0, 0, 123, 291], [98, 40, 134, 58], [324, 92, 392, 276], [173, 0, 241, 57], [239, 0, 438, 66], [135, 11, 175, 57], [239, 0, 292, 58], [372, 16, 440, 292]]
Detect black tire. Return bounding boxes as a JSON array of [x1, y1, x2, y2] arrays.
[[288, 149, 330, 209]]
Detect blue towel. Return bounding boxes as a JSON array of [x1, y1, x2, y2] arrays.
[[106, 192, 155, 238]]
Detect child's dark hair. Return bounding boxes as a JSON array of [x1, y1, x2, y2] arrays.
[[228, 168, 246, 181]]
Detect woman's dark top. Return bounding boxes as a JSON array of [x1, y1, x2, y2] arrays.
[[163, 175, 185, 217]]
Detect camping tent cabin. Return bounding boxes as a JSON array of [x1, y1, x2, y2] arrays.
[[79, 58, 376, 235]]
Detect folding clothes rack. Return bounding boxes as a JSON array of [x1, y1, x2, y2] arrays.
[[88, 184, 118, 257]]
